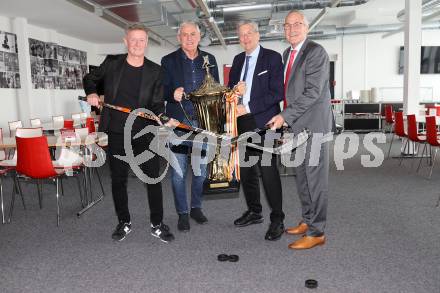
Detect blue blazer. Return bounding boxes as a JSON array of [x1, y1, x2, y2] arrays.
[[161, 48, 219, 121], [228, 46, 284, 129]]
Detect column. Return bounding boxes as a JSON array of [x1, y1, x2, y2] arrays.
[[11, 17, 32, 123], [403, 0, 422, 115]]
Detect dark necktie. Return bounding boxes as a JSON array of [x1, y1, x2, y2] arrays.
[[242, 55, 251, 81], [239, 55, 251, 104]]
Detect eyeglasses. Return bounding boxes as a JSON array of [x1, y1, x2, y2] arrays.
[[283, 22, 304, 30]]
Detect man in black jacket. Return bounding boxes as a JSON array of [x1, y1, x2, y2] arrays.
[[83, 23, 177, 243]]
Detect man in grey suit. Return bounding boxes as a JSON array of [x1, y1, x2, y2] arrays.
[[267, 10, 333, 250]]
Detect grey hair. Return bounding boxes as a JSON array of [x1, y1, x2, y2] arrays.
[[126, 23, 149, 34], [285, 10, 310, 28], [236, 20, 259, 33], [178, 20, 201, 35]]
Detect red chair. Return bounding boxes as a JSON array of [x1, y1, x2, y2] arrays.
[[383, 105, 394, 134], [0, 127, 43, 221], [387, 111, 406, 158], [425, 106, 440, 116], [13, 135, 83, 226], [402, 114, 426, 166], [418, 116, 440, 179], [86, 117, 95, 133], [63, 119, 74, 130]]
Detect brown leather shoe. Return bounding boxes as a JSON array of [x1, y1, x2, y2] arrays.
[[285, 222, 308, 235], [288, 235, 326, 250]]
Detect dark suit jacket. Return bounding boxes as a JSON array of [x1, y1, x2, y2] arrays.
[[228, 46, 284, 129], [281, 39, 334, 134], [161, 48, 219, 121], [83, 54, 164, 133]]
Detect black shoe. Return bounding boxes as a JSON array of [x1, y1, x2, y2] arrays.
[[178, 214, 190, 232], [190, 208, 208, 224], [112, 221, 132, 241], [234, 210, 264, 227], [265, 222, 285, 241], [151, 223, 175, 243]]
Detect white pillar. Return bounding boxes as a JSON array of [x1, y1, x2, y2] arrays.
[[46, 29, 58, 118], [11, 17, 32, 123], [403, 0, 422, 115]]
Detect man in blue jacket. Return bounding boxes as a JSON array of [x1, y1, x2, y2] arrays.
[[228, 20, 285, 241], [161, 21, 219, 232]]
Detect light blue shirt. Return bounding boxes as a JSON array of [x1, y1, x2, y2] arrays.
[[240, 45, 260, 113]]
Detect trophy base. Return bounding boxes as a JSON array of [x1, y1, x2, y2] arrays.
[[203, 180, 240, 196]]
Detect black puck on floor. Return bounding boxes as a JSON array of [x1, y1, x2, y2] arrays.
[[228, 255, 239, 262], [217, 254, 229, 262], [305, 279, 318, 289]]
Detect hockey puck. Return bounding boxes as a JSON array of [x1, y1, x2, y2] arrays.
[[228, 255, 239, 262], [217, 254, 229, 262], [305, 279, 318, 289]]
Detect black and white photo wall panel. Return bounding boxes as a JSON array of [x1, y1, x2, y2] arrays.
[[0, 30, 20, 89], [29, 38, 87, 90]]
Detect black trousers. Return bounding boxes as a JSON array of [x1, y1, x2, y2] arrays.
[[237, 114, 284, 223], [108, 132, 163, 226]]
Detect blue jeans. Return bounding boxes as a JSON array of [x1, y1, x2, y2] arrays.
[[169, 120, 208, 214]]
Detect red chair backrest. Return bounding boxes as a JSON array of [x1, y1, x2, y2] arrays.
[[16, 136, 57, 179], [406, 114, 420, 142], [425, 106, 440, 116], [394, 112, 405, 137], [426, 116, 440, 146], [86, 117, 95, 133], [384, 105, 393, 123], [63, 119, 74, 130]]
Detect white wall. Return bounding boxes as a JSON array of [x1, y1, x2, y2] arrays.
[[0, 15, 100, 132]]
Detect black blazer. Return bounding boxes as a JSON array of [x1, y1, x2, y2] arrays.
[[83, 54, 164, 133], [161, 48, 219, 121], [228, 46, 284, 129]]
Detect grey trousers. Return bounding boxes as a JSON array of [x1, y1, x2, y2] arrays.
[[294, 138, 329, 237]]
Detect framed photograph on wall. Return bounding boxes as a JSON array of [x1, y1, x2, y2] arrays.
[[0, 31, 18, 54]]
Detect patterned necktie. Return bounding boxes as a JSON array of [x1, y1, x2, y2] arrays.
[[283, 49, 297, 109]]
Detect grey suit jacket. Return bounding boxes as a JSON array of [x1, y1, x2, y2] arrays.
[[280, 39, 333, 135]]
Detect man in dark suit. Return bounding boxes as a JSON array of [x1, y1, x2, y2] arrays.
[[268, 10, 333, 249], [161, 21, 219, 232], [228, 20, 285, 241], [83, 23, 177, 243]]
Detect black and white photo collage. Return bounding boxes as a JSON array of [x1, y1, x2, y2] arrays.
[[0, 30, 20, 89], [29, 38, 87, 89]]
